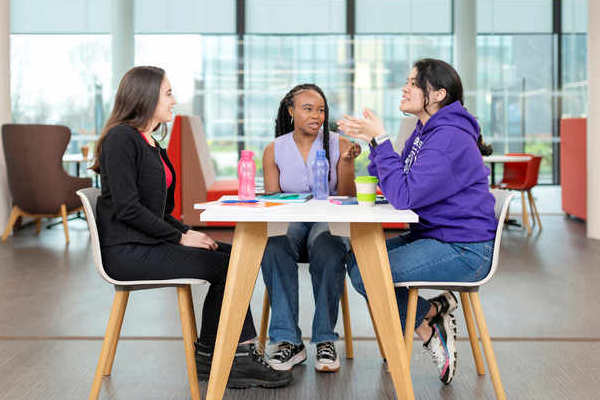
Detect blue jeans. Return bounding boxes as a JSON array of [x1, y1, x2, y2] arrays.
[[346, 232, 494, 330], [261, 222, 349, 345]]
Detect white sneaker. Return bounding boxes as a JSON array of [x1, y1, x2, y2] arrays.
[[423, 313, 457, 384], [267, 342, 307, 371], [315, 342, 340, 372]]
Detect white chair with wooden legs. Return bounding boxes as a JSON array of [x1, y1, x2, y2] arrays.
[[258, 277, 355, 359], [77, 188, 207, 400], [400, 189, 514, 400]]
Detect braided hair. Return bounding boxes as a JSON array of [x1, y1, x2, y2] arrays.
[[275, 83, 331, 181]]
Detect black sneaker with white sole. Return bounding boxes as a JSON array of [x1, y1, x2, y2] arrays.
[[195, 341, 293, 389], [429, 291, 458, 318], [268, 342, 307, 371], [423, 312, 457, 385], [315, 342, 340, 372]]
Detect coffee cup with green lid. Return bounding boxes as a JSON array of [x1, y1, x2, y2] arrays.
[[355, 176, 378, 207]]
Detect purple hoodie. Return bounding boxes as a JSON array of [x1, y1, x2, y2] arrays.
[[368, 101, 497, 242]]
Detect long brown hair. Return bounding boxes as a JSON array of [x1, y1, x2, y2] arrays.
[[90, 66, 166, 173]]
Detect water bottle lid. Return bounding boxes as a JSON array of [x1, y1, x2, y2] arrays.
[[316, 149, 326, 158], [241, 150, 254, 159]]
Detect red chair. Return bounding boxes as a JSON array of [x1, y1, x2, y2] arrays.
[[167, 115, 238, 227], [498, 153, 542, 235]]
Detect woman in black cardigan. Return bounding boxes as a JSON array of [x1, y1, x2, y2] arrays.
[[91, 66, 291, 389]]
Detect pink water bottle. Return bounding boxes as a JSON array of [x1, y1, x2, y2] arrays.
[[238, 150, 256, 200]]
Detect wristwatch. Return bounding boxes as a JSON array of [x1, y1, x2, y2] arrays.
[[370, 133, 390, 148]]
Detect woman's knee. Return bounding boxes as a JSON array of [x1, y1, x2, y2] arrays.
[[346, 255, 367, 297], [264, 236, 298, 259]]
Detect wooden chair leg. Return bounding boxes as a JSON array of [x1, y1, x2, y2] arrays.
[[404, 288, 419, 366], [460, 292, 485, 375], [527, 189, 543, 231], [2, 206, 21, 242], [341, 280, 354, 359], [520, 192, 531, 235], [102, 289, 129, 376], [526, 190, 536, 228], [35, 218, 42, 235], [469, 292, 506, 400], [258, 290, 270, 351], [60, 203, 70, 243], [186, 287, 198, 340], [367, 301, 386, 360], [89, 290, 129, 400], [177, 285, 201, 400]]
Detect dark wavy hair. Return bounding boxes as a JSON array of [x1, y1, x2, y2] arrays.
[[413, 58, 492, 155], [275, 83, 331, 180], [413, 58, 464, 112], [90, 66, 166, 173]]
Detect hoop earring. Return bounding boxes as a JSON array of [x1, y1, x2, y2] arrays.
[[290, 115, 294, 125]]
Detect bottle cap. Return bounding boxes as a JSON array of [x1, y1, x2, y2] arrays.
[[241, 150, 254, 159]]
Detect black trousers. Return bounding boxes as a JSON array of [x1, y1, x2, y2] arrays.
[[102, 241, 257, 347]]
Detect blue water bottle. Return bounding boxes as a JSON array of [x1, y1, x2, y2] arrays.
[[311, 149, 330, 200]]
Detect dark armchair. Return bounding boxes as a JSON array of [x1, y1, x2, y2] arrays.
[[1, 124, 93, 243]]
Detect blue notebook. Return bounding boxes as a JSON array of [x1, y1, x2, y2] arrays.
[[256, 193, 313, 203]]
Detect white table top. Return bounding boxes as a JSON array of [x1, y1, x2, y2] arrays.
[[196, 196, 418, 223], [482, 155, 531, 163]]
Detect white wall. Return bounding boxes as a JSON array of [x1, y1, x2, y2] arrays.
[[587, 0, 600, 240]]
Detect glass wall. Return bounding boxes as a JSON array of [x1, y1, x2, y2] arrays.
[[476, 0, 555, 183], [10, 0, 111, 174], [243, 35, 351, 176], [10, 0, 588, 184], [10, 34, 111, 166], [562, 0, 587, 117], [353, 36, 453, 174], [135, 34, 239, 177]]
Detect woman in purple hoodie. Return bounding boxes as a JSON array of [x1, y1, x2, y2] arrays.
[[337, 58, 497, 385]]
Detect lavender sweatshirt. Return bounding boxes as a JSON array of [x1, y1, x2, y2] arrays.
[[368, 101, 497, 242]]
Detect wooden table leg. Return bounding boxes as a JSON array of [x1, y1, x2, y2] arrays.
[[350, 223, 415, 400], [206, 222, 268, 400]]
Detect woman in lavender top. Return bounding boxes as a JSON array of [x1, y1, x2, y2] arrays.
[[338, 59, 497, 385], [261, 84, 361, 373]]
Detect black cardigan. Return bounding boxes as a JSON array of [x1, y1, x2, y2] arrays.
[[96, 124, 189, 247]]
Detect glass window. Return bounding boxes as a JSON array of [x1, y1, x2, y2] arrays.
[[11, 0, 109, 33], [135, 34, 238, 178], [353, 35, 453, 174], [10, 34, 111, 173], [477, 0, 552, 33], [243, 35, 351, 177], [562, 0, 587, 118], [135, 0, 235, 33], [246, 0, 346, 34], [476, 34, 554, 182], [356, 0, 452, 34], [562, 0, 587, 33]]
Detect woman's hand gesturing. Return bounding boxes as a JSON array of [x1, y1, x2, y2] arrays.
[[337, 108, 386, 143], [180, 230, 218, 250]]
